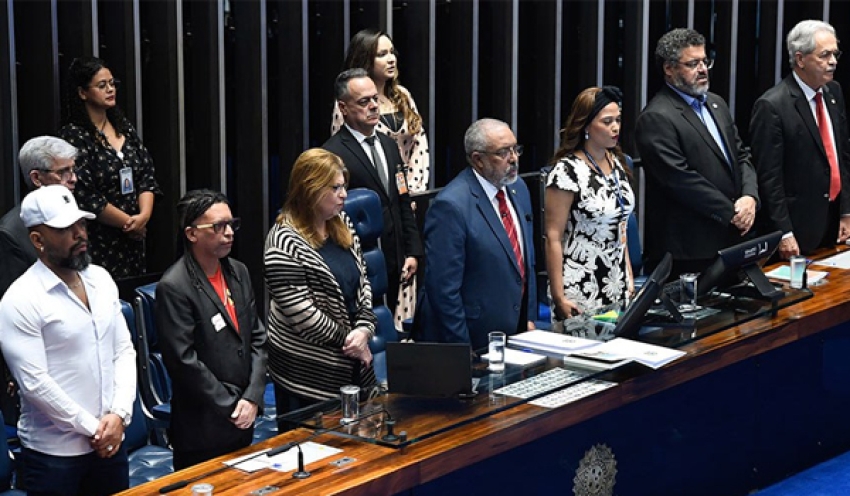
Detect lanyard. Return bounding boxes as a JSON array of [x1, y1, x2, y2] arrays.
[[583, 149, 626, 220]]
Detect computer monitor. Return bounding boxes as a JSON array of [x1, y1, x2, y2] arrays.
[[613, 252, 673, 338], [698, 230, 783, 300]]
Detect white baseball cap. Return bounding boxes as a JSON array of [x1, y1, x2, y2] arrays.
[[20, 184, 96, 228]]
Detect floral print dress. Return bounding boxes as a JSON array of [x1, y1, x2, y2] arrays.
[[546, 154, 635, 328], [59, 122, 161, 279]]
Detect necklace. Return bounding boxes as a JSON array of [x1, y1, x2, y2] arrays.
[[67, 274, 83, 289]]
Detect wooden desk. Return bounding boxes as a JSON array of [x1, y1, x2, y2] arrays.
[[122, 249, 850, 495]]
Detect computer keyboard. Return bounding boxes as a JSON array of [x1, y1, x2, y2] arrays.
[[493, 367, 589, 399], [529, 379, 618, 408]]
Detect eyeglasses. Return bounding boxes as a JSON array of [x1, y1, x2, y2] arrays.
[[815, 49, 842, 61], [477, 144, 524, 160], [38, 165, 77, 180], [674, 58, 714, 70], [89, 79, 121, 91], [331, 184, 348, 194], [192, 218, 241, 233]]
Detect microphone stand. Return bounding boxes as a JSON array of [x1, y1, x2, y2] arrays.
[[159, 407, 391, 493]]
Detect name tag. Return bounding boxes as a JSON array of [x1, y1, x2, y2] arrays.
[[119, 167, 134, 195], [395, 170, 408, 195], [211, 313, 226, 332]]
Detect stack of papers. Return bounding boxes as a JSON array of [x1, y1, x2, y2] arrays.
[[482, 348, 547, 367], [574, 338, 686, 370], [509, 330, 600, 355], [225, 442, 343, 473]]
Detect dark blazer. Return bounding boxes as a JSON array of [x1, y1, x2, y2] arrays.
[[323, 126, 423, 308], [749, 76, 850, 254], [156, 255, 267, 456], [0, 206, 36, 297], [635, 85, 759, 268], [417, 168, 537, 351]]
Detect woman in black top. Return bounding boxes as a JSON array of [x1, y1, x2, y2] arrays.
[[59, 56, 161, 278]]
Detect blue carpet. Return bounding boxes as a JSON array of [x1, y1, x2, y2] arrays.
[[754, 450, 850, 495]]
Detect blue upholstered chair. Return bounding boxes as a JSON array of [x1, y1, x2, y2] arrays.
[[343, 188, 399, 383], [0, 413, 22, 495], [126, 393, 174, 487], [132, 283, 172, 426]]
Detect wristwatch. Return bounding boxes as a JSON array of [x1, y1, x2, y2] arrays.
[[111, 408, 132, 427]]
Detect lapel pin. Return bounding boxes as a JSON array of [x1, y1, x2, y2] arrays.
[[511, 189, 517, 195], [712, 103, 718, 109], [831, 98, 836, 105]]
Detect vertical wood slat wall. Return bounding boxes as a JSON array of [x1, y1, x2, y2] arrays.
[[0, 0, 848, 294]]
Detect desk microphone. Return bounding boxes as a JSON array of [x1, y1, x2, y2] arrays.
[[160, 407, 392, 492]]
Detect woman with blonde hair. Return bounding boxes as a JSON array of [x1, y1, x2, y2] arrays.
[[544, 86, 636, 332], [264, 148, 376, 429]]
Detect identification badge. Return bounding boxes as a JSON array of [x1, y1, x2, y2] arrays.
[[618, 220, 627, 245], [119, 167, 134, 195], [395, 169, 408, 195], [211, 313, 226, 332]]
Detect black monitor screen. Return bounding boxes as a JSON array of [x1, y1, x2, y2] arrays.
[[614, 252, 672, 338], [698, 230, 783, 299]]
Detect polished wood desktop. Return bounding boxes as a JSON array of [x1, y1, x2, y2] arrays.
[[120, 247, 850, 495]]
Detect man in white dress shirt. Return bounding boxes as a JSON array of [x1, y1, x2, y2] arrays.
[[0, 184, 136, 496]]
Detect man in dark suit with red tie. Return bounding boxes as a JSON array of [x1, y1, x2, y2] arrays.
[[750, 20, 850, 258], [323, 68, 422, 314], [636, 28, 759, 277], [416, 119, 537, 350]]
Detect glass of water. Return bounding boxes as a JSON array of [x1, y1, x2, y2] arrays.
[[488, 331, 506, 373], [678, 273, 700, 312]]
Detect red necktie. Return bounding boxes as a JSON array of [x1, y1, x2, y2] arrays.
[[495, 190, 525, 282], [815, 92, 841, 201]]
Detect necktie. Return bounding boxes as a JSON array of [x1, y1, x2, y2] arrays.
[[815, 92, 841, 201], [495, 190, 524, 282], [364, 135, 389, 192], [691, 98, 731, 165]]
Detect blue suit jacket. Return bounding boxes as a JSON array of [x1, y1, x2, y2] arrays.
[[418, 167, 537, 350]]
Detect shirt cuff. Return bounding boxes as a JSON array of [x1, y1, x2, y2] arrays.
[[79, 412, 101, 438], [782, 232, 794, 240]]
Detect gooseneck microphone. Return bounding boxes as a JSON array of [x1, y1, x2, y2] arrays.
[[159, 407, 393, 493]]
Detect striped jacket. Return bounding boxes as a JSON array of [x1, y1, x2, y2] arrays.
[[263, 213, 377, 400]]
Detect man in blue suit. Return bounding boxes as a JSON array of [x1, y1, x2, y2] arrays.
[[418, 118, 537, 350]]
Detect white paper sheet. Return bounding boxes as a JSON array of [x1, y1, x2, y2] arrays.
[[224, 442, 343, 473]]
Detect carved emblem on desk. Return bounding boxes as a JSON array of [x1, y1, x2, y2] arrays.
[[573, 443, 617, 495]]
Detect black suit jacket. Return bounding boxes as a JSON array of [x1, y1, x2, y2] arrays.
[[635, 85, 759, 269], [156, 255, 268, 455], [749, 76, 850, 254], [323, 126, 423, 306], [0, 206, 36, 297]]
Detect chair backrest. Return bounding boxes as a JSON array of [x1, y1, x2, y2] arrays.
[[132, 284, 172, 412], [343, 188, 398, 352]]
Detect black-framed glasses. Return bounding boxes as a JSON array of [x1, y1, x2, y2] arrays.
[[193, 218, 241, 233], [815, 49, 842, 61], [674, 58, 714, 70], [477, 144, 523, 160], [89, 79, 121, 91], [38, 165, 77, 180]]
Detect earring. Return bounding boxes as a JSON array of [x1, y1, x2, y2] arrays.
[[39, 246, 44, 253], [584, 131, 589, 141]]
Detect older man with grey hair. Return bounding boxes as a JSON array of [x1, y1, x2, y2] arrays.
[[750, 20, 850, 258], [635, 28, 758, 277], [0, 136, 79, 428], [416, 118, 537, 350]]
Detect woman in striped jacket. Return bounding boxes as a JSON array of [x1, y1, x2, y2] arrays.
[[264, 148, 376, 431]]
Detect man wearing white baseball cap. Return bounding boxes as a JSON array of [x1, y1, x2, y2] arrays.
[[0, 184, 136, 495]]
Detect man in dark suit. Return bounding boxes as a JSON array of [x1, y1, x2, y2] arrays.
[[323, 68, 423, 314], [750, 20, 850, 258], [417, 118, 537, 351], [636, 28, 759, 276], [0, 136, 79, 429], [157, 190, 267, 470]]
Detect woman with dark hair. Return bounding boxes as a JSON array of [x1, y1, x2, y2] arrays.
[[58, 56, 161, 279], [544, 86, 636, 331], [331, 28, 429, 327], [264, 148, 376, 429]]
